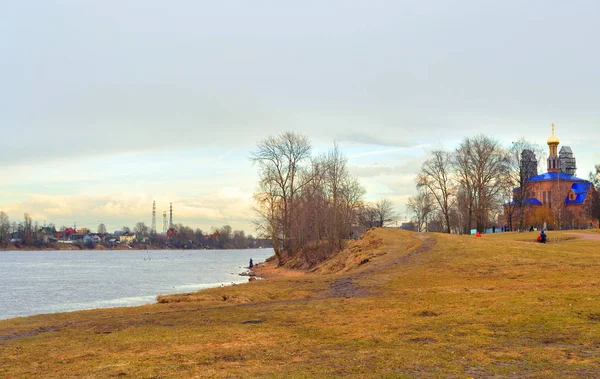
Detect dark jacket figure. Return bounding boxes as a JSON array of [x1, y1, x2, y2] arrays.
[[249, 258, 254, 269], [540, 230, 547, 243]]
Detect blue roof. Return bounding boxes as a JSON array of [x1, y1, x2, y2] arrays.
[[524, 198, 543, 205], [505, 198, 542, 206], [526, 172, 586, 182], [565, 182, 591, 205]]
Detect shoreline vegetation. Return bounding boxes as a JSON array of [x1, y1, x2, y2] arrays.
[[2, 228, 600, 377], [0, 243, 269, 251], [0, 212, 273, 253]]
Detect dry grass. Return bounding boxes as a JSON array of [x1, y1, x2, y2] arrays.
[[2, 228, 600, 378]]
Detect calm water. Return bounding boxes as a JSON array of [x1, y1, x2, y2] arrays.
[[0, 248, 273, 320]]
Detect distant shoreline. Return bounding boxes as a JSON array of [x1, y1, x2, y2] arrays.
[[0, 244, 271, 252]]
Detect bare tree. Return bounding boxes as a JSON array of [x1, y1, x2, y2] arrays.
[[321, 143, 365, 249], [97, 223, 107, 234], [406, 190, 436, 232], [218, 225, 233, 248], [251, 132, 313, 260], [454, 135, 510, 233], [418, 150, 455, 233], [233, 230, 248, 249], [23, 213, 33, 244], [357, 202, 379, 229], [590, 164, 600, 187], [133, 222, 149, 236], [453, 140, 476, 234], [0, 211, 9, 245], [374, 199, 397, 227], [252, 178, 283, 256], [252, 135, 365, 266]]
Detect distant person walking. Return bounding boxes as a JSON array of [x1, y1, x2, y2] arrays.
[[249, 258, 254, 269]]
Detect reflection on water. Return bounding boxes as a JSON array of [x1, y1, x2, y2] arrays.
[[0, 248, 273, 320]]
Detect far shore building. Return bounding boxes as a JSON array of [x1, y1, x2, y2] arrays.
[[119, 233, 136, 243], [504, 124, 597, 230]]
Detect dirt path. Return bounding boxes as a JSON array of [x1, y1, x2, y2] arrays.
[[328, 234, 436, 298]]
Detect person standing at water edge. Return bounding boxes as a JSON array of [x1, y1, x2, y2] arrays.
[[249, 258, 253, 269]]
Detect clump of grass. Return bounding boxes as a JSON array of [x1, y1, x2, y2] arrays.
[[587, 313, 600, 321], [415, 310, 440, 317]]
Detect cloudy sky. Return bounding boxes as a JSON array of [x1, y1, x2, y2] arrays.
[[1, 0, 599, 233]]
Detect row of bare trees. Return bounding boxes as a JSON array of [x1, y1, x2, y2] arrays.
[[251, 132, 395, 266], [117, 222, 265, 249], [408, 135, 543, 234], [0, 212, 58, 247], [0, 211, 266, 250]]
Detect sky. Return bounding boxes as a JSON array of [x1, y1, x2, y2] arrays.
[[1, 0, 599, 234]]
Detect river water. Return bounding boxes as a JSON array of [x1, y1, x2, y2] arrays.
[[0, 248, 273, 320]]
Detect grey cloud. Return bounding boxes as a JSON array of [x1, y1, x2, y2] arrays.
[[336, 132, 414, 147], [1, 1, 600, 169], [349, 156, 426, 178]]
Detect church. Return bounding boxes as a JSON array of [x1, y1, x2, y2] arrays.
[[505, 124, 597, 230]]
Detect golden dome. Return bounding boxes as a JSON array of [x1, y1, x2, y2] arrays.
[[547, 123, 560, 145]]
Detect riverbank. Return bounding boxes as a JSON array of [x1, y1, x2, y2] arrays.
[[2, 229, 600, 377]]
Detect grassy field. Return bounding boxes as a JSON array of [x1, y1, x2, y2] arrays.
[[1, 228, 600, 378]]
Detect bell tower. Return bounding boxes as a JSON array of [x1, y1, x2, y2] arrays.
[[547, 123, 560, 173]]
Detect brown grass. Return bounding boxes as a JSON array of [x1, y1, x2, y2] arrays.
[[2, 228, 600, 378]]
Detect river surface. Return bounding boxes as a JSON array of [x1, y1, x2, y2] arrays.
[[0, 248, 273, 320]]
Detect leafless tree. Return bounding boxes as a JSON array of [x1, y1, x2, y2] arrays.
[[233, 230, 248, 249], [453, 135, 510, 233], [97, 223, 107, 234], [134, 222, 149, 236], [0, 211, 9, 245], [251, 132, 313, 260], [23, 213, 33, 244], [252, 134, 365, 266], [374, 199, 397, 227], [322, 143, 365, 249], [418, 150, 455, 233], [590, 165, 600, 186], [406, 190, 436, 232], [453, 140, 476, 234], [357, 202, 379, 229]]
